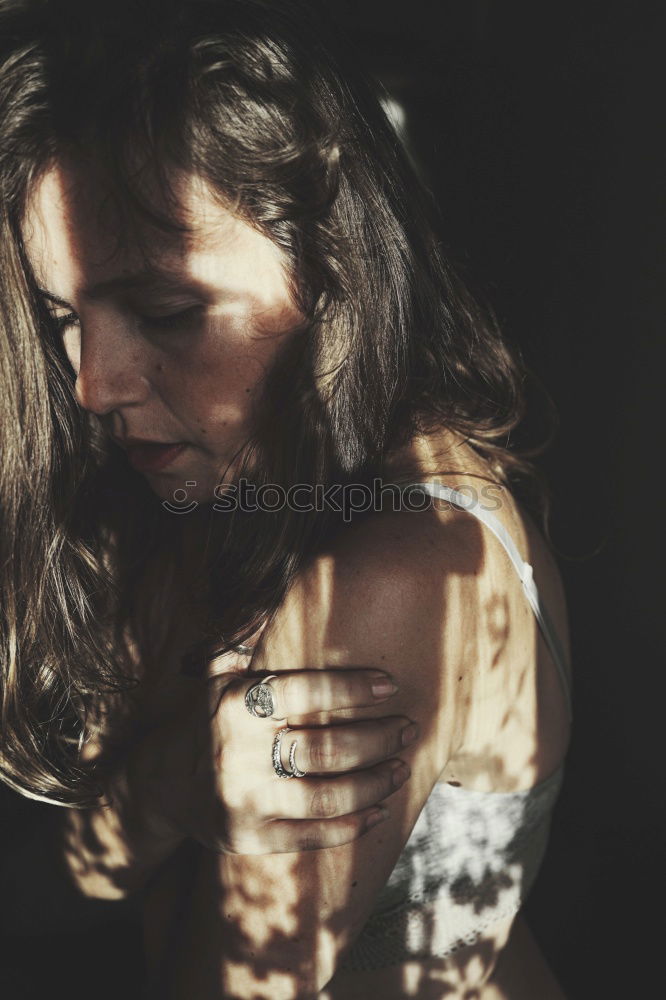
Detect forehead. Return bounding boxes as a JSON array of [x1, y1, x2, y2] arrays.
[[22, 161, 274, 293]]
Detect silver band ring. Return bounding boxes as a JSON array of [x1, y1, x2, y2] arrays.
[[245, 674, 284, 719], [288, 738, 306, 778], [272, 727, 307, 779]]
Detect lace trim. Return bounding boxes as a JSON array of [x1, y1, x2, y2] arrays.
[[339, 897, 523, 972], [338, 771, 565, 973]]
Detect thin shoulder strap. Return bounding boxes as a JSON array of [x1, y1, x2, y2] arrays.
[[409, 482, 573, 722]]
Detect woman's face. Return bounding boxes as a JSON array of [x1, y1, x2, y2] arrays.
[[22, 161, 302, 505]]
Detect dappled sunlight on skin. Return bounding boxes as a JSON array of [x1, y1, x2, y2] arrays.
[[485, 594, 511, 670], [60, 681, 171, 900], [61, 788, 139, 900], [0, 4, 578, 991], [143, 819, 320, 998], [23, 160, 305, 507], [135, 492, 465, 996], [58, 433, 570, 999]]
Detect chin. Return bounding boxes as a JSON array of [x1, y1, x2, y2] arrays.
[[158, 473, 224, 511]]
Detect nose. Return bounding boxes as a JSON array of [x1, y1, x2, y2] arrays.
[[69, 309, 152, 416]]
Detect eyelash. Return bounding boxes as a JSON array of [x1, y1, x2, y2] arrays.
[[139, 306, 202, 330], [50, 306, 202, 334], [53, 311, 78, 333]]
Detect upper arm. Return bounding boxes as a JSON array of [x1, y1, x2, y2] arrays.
[[181, 511, 480, 998]]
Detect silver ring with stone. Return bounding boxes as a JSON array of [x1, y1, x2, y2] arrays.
[[244, 674, 282, 719]]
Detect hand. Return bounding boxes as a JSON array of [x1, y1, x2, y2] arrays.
[[134, 668, 417, 856]]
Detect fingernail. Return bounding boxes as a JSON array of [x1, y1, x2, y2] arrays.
[[401, 722, 419, 747], [372, 680, 398, 698], [365, 807, 389, 830], [390, 761, 411, 787]]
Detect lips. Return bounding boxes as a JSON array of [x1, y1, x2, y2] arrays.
[[125, 441, 188, 473]]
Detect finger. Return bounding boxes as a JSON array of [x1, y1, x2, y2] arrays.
[[278, 716, 419, 774], [246, 808, 391, 854], [254, 668, 399, 720], [266, 759, 411, 820]]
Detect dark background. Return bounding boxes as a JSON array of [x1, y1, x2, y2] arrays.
[[2, 2, 663, 996]]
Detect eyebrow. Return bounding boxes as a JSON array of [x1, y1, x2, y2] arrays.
[[38, 266, 208, 307], [39, 289, 73, 309]]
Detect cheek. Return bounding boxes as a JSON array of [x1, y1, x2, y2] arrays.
[[158, 325, 282, 434]]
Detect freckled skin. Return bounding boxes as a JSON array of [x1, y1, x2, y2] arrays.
[[22, 161, 303, 506]]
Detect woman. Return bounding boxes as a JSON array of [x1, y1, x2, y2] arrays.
[[0, 0, 572, 997]]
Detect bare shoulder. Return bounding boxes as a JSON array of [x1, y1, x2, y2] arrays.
[[224, 506, 492, 989], [252, 503, 485, 766], [252, 459, 572, 791], [272, 501, 483, 632]]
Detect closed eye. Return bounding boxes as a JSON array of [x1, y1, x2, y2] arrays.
[[52, 311, 79, 333], [139, 306, 203, 330], [46, 305, 202, 334]]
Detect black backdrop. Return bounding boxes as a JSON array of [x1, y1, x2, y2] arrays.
[[1, 2, 663, 996]]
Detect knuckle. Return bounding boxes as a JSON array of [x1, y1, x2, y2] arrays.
[[383, 726, 398, 758], [297, 829, 322, 853], [379, 768, 395, 799], [338, 815, 361, 844], [308, 735, 338, 772], [310, 784, 338, 819], [277, 672, 295, 707], [223, 832, 259, 855]]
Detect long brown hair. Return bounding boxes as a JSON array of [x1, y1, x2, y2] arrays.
[[0, 0, 555, 804]]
